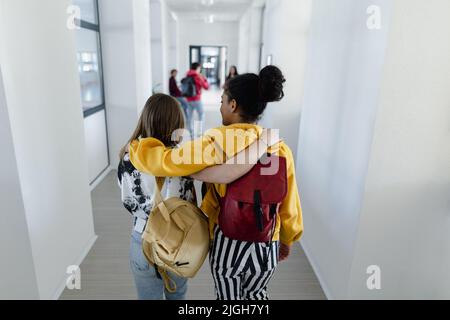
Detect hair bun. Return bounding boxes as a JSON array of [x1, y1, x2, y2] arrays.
[[259, 65, 286, 103]]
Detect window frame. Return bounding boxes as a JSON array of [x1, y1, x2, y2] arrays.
[[189, 45, 228, 86], [74, 0, 111, 184], [74, 0, 106, 119]]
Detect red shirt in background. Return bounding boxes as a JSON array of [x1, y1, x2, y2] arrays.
[[185, 69, 209, 102]]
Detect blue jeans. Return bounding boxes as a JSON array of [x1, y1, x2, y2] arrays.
[[129, 230, 188, 300], [186, 100, 205, 137], [176, 97, 190, 123]]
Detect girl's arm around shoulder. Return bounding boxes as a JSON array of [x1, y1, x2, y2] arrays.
[[191, 128, 282, 184], [129, 135, 218, 177]]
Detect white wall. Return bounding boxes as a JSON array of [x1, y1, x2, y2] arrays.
[[297, 0, 391, 299], [348, 0, 450, 299], [150, 0, 168, 93], [0, 66, 39, 300], [259, 0, 311, 160], [167, 11, 179, 74], [99, 0, 152, 168], [83, 110, 109, 183], [298, 0, 450, 299], [133, 0, 153, 110], [75, 20, 109, 184], [238, 10, 251, 73], [238, 2, 264, 74], [177, 19, 240, 75], [0, 0, 96, 299]]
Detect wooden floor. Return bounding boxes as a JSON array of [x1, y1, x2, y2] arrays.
[[60, 171, 326, 300]]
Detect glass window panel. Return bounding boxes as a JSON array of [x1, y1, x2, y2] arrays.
[[75, 28, 103, 111], [72, 0, 98, 25], [201, 46, 220, 56], [191, 48, 200, 63]]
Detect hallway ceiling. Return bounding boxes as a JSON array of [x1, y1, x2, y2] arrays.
[[165, 0, 254, 22]]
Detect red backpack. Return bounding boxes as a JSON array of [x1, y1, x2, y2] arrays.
[[217, 155, 288, 243]]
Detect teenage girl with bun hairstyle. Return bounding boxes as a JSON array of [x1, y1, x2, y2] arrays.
[[129, 66, 303, 300]]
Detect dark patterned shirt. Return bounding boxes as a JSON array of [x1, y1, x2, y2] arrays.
[[118, 154, 196, 226]]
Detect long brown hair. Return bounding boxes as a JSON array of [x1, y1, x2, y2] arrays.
[[119, 93, 185, 160]]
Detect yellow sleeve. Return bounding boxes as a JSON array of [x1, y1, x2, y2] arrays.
[[129, 131, 225, 177], [278, 146, 304, 246], [200, 183, 221, 239], [129, 126, 258, 177], [200, 184, 220, 217]]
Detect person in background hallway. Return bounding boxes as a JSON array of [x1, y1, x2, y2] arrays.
[[226, 65, 239, 81], [222, 65, 238, 89], [169, 69, 190, 123], [185, 62, 209, 137]]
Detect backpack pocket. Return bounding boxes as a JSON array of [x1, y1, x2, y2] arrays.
[[218, 155, 287, 243]]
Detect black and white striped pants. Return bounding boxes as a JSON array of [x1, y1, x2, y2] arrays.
[[209, 226, 279, 300]]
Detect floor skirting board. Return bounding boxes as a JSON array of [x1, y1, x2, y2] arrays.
[[300, 241, 333, 300], [52, 234, 98, 300]]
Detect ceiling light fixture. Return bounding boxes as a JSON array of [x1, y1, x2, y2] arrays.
[[205, 14, 214, 24], [201, 0, 214, 7]]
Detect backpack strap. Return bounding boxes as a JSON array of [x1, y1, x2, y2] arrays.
[[153, 177, 170, 222], [152, 264, 177, 293], [159, 268, 177, 293], [153, 177, 171, 242], [154, 265, 162, 279], [269, 204, 277, 219], [253, 190, 264, 232], [153, 176, 165, 205]]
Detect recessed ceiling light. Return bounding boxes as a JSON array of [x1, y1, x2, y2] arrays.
[[201, 0, 214, 7], [205, 14, 214, 23]]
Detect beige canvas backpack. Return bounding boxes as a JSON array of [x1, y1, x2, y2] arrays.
[[142, 177, 210, 292]]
